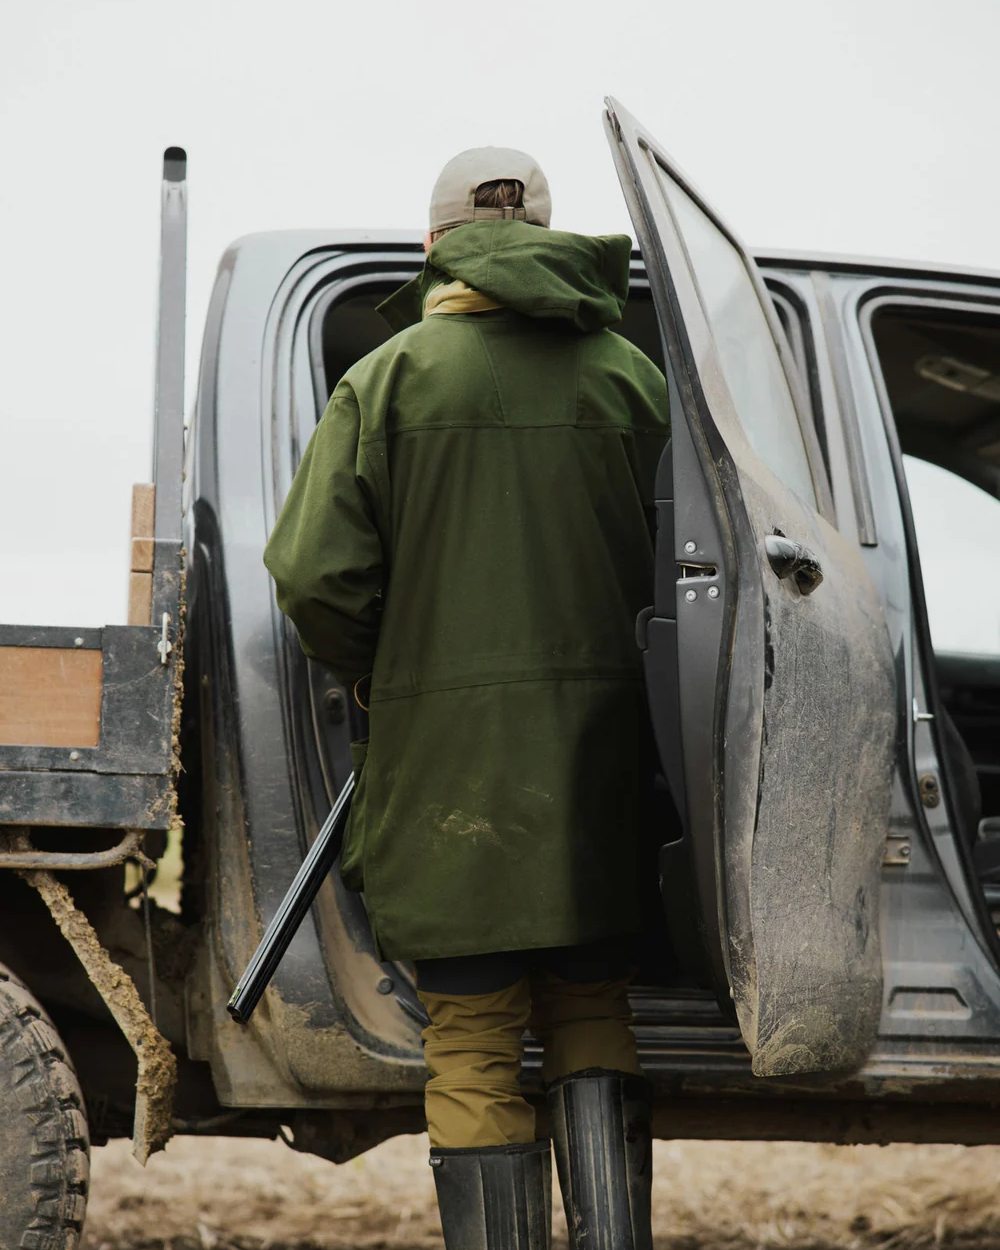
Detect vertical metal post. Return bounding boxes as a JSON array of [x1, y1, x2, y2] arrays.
[[152, 147, 187, 547]]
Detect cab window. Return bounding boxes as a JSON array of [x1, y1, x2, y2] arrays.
[[904, 455, 1000, 657], [871, 301, 1000, 851]]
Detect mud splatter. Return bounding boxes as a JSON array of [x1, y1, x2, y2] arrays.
[[18, 869, 177, 1163]]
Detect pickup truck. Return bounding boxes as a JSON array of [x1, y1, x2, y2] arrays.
[[2, 98, 999, 1249]]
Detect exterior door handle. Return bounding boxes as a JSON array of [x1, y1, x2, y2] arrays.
[[764, 535, 824, 595]]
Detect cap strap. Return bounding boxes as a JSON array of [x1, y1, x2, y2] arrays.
[[470, 205, 528, 222]]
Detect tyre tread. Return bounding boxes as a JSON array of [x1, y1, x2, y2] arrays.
[[0, 966, 90, 1250]]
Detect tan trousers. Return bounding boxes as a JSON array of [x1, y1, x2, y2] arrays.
[[416, 971, 640, 1148]]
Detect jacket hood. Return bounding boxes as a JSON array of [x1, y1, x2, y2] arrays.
[[377, 221, 632, 334]]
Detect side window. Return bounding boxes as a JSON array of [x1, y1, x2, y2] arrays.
[[905, 455, 1000, 655], [652, 166, 818, 507]]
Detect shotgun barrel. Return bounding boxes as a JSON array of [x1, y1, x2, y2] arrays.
[[227, 772, 356, 1023]]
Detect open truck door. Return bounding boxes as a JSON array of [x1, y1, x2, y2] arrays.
[[606, 99, 896, 1076]]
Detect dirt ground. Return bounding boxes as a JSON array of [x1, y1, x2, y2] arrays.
[[82, 1132, 1000, 1249]]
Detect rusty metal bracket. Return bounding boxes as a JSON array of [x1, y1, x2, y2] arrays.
[[16, 859, 176, 1162], [883, 833, 912, 867], [0, 827, 154, 872]]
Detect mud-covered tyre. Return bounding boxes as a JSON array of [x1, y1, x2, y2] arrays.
[[0, 965, 89, 1250]]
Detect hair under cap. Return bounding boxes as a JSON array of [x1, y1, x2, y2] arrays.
[[429, 146, 552, 234]]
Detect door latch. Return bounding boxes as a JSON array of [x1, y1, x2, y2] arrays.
[[157, 613, 173, 666], [912, 698, 934, 724]]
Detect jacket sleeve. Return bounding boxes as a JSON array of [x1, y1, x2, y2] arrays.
[[263, 388, 385, 686]]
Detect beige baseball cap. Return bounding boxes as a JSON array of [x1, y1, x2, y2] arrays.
[[429, 146, 552, 234]]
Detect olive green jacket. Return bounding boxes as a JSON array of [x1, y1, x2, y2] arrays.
[[264, 220, 669, 960]]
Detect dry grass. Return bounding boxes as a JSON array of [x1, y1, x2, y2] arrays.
[[82, 1132, 1000, 1249]]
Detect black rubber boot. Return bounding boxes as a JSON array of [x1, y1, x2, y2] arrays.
[[547, 1069, 653, 1250], [429, 1139, 552, 1249]]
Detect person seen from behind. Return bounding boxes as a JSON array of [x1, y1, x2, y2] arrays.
[[264, 146, 670, 1250]]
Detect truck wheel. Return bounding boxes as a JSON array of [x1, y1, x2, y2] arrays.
[[0, 965, 89, 1249]]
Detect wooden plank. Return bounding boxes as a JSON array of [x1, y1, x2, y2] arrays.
[[0, 626, 174, 776], [129, 485, 155, 620], [0, 647, 102, 747], [131, 483, 155, 538], [128, 572, 153, 627], [131, 536, 154, 572]]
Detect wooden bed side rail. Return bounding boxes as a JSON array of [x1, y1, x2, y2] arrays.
[[129, 483, 155, 627]]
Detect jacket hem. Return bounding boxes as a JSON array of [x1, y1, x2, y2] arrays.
[[372, 919, 642, 964]]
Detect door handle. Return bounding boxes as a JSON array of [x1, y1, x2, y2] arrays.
[[764, 535, 824, 595]]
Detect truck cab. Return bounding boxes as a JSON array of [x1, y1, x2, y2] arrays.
[[182, 208, 1000, 1133]]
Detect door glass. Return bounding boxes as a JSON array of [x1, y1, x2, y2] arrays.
[[904, 455, 1000, 655], [650, 157, 817, 507]]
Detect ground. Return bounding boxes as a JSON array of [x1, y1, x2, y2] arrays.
[[82, 1133, 1000, 1249]]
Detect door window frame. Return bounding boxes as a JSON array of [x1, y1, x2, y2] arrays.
[[766, 278, 831, 485], [813, 272, 880, 546], [635, 145, 835, 522]]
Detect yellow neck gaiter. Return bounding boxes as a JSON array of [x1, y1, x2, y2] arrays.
[[424, 279, 503, 317]]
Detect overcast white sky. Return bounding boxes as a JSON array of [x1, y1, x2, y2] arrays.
[[1, 0, 999, 650]]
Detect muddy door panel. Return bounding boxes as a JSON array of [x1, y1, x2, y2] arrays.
[[605, 98, 896, 1075]]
